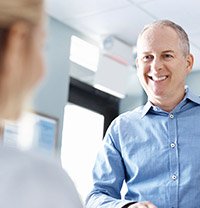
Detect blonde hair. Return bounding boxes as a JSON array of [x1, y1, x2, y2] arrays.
[[0, 0, 44, 65], [0, 0, 44, 120], [0, 0, 43, 28]]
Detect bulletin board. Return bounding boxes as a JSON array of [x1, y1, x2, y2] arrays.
[[2, 111, 59, 154]]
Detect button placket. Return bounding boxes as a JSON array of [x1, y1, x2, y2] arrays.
[[168, 112, 179, 206]]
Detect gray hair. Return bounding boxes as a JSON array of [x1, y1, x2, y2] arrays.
[[137, 20, 190, 56]]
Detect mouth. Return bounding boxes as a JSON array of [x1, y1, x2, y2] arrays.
[[148, 75, 168, 82]]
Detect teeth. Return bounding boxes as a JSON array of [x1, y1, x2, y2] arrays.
[[149, 75, 167, 81]]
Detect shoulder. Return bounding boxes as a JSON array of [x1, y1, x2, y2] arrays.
[[105, 105, 145, 139], [113, 105, 145, 126], [0, 146, 83, 208]]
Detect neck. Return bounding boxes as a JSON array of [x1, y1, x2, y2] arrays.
[[149, 90, 186, 112]]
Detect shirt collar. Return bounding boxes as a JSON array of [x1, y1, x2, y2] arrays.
[[141, 101, 152, 118], [141, 86, 200, 118], [184, 86, 200, 105]]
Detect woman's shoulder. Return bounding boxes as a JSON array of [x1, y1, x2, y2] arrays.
[[0, 146, 83, 208]]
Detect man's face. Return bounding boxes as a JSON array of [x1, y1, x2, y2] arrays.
[[136, 25, 193, 105]]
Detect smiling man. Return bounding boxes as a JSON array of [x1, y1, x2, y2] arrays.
[[86, 20, 200, 208], [136, 21, 193, 113]]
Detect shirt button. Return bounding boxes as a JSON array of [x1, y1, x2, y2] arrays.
[[170, 143, 176, 148], [172, 174, 177, 180], [169, 113, 174, 118]]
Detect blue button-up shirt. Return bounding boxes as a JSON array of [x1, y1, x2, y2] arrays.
[[86, 87, 200, 208]]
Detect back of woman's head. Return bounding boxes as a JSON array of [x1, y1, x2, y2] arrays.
[[0, 0, 44, 64], [0, 0, 43, 28], [0, 0, 45, 120]]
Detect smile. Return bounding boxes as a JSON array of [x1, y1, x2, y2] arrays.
[[148, 75, 168, 81]]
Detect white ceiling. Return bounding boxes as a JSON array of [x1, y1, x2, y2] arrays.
[[46, 0, 200, 70], [45, 0, 200, 97]]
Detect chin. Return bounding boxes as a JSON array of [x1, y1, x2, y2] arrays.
[[148, 90, 167, 101], [152, 88, 166, 96]]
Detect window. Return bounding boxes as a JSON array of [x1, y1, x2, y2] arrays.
[[61, 103, 104, 201], [69, 35, 99, 72], [61, 78, 119, 201]]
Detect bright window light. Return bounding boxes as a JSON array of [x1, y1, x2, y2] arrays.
[[69, 35, 99, 72], [61, 103, 104, 202]]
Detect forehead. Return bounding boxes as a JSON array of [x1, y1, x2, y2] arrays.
[[137, 26, 180, 54]]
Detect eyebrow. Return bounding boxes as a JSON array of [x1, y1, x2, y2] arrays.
[[140, 50, 175, 54], [161, 50, 175, 54], [138, 50, 175, 57], [139, 51, 152, 55]]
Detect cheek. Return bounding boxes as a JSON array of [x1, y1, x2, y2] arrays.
[[137, 64, 148, 81], [137, 70, 148, 91], [173, 63, 188, 78]]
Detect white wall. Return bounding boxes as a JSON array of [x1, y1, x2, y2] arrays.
[[33, 16, 72, 156], [187, 71, 200, 95]]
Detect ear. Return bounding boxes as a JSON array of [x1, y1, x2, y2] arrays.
[[185, 54, 194, 74]]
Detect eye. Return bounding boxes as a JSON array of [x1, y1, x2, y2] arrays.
[[163, 53, 174, 59], [142, 55, 153, 62]]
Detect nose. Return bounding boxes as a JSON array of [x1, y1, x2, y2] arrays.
[[150, 57, 163, 72]]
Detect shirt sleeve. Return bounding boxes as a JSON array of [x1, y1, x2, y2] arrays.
[[85, 120, 134, 208]]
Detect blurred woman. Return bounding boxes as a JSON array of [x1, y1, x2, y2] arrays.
[[0, 0, 82, 207]]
